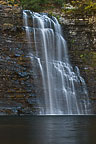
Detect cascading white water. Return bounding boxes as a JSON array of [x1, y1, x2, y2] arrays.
[[23, 10, 90, 115]]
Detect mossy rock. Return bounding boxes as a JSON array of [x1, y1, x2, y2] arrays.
[[3, 23, 14, 30], [73, 50, 96, 68]]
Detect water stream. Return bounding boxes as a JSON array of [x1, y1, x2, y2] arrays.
[[23, 10, 90, 115]]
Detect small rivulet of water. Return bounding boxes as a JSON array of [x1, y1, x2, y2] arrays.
[[23, 10, 91, 115]]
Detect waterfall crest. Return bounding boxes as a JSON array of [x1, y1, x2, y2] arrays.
[[23, 10, 90, 115]]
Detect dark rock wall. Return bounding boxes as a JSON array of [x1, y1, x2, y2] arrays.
[[0, 5, 38, 115], [62, 14, 96, 113], [0, 4, 96, 114]]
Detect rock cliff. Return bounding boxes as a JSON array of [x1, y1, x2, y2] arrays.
[[0, 3, 96, 114], [0, 4, 39, 115], [61, 13, 96, 113]]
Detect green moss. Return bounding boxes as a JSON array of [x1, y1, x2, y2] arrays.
[[71, 39, 75, 44], [48, 12, 61, 23], [74, 50, 96, 68]]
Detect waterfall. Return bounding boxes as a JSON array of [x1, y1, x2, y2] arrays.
[[23, 10, 90, 115]]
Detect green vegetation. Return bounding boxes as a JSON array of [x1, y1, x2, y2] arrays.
[[6, 0, 96, 15], [62, 0, 96, 15], [7, 0, 19, 6], [75, 50, 96, 68], [7, 0, 66, 11], [19, 0, 66, 11], [53, 0, 64, 6], [19, 0, 49, 11]]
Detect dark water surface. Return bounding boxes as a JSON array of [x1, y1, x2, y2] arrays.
[[0, 115, 96, 144]]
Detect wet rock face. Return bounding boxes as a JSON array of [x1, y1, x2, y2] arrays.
[[0, 4, 96, 114], [0, 5, 39, 115], [61, 14, 96, 113]]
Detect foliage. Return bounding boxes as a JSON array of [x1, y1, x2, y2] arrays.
[[19, 0, 49, 11], [7, 0, 20, 6], [19, 0, 66, 11], [54, 0, 65, 6], [63, 0, 96, 15], [6, 0, 96, 14]]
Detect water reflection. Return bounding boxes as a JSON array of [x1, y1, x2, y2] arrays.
[[0, 116, 95, 144]]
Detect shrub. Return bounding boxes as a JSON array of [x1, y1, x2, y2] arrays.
[[20, 0, 49, 11], [54, 0, 65, 6]]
